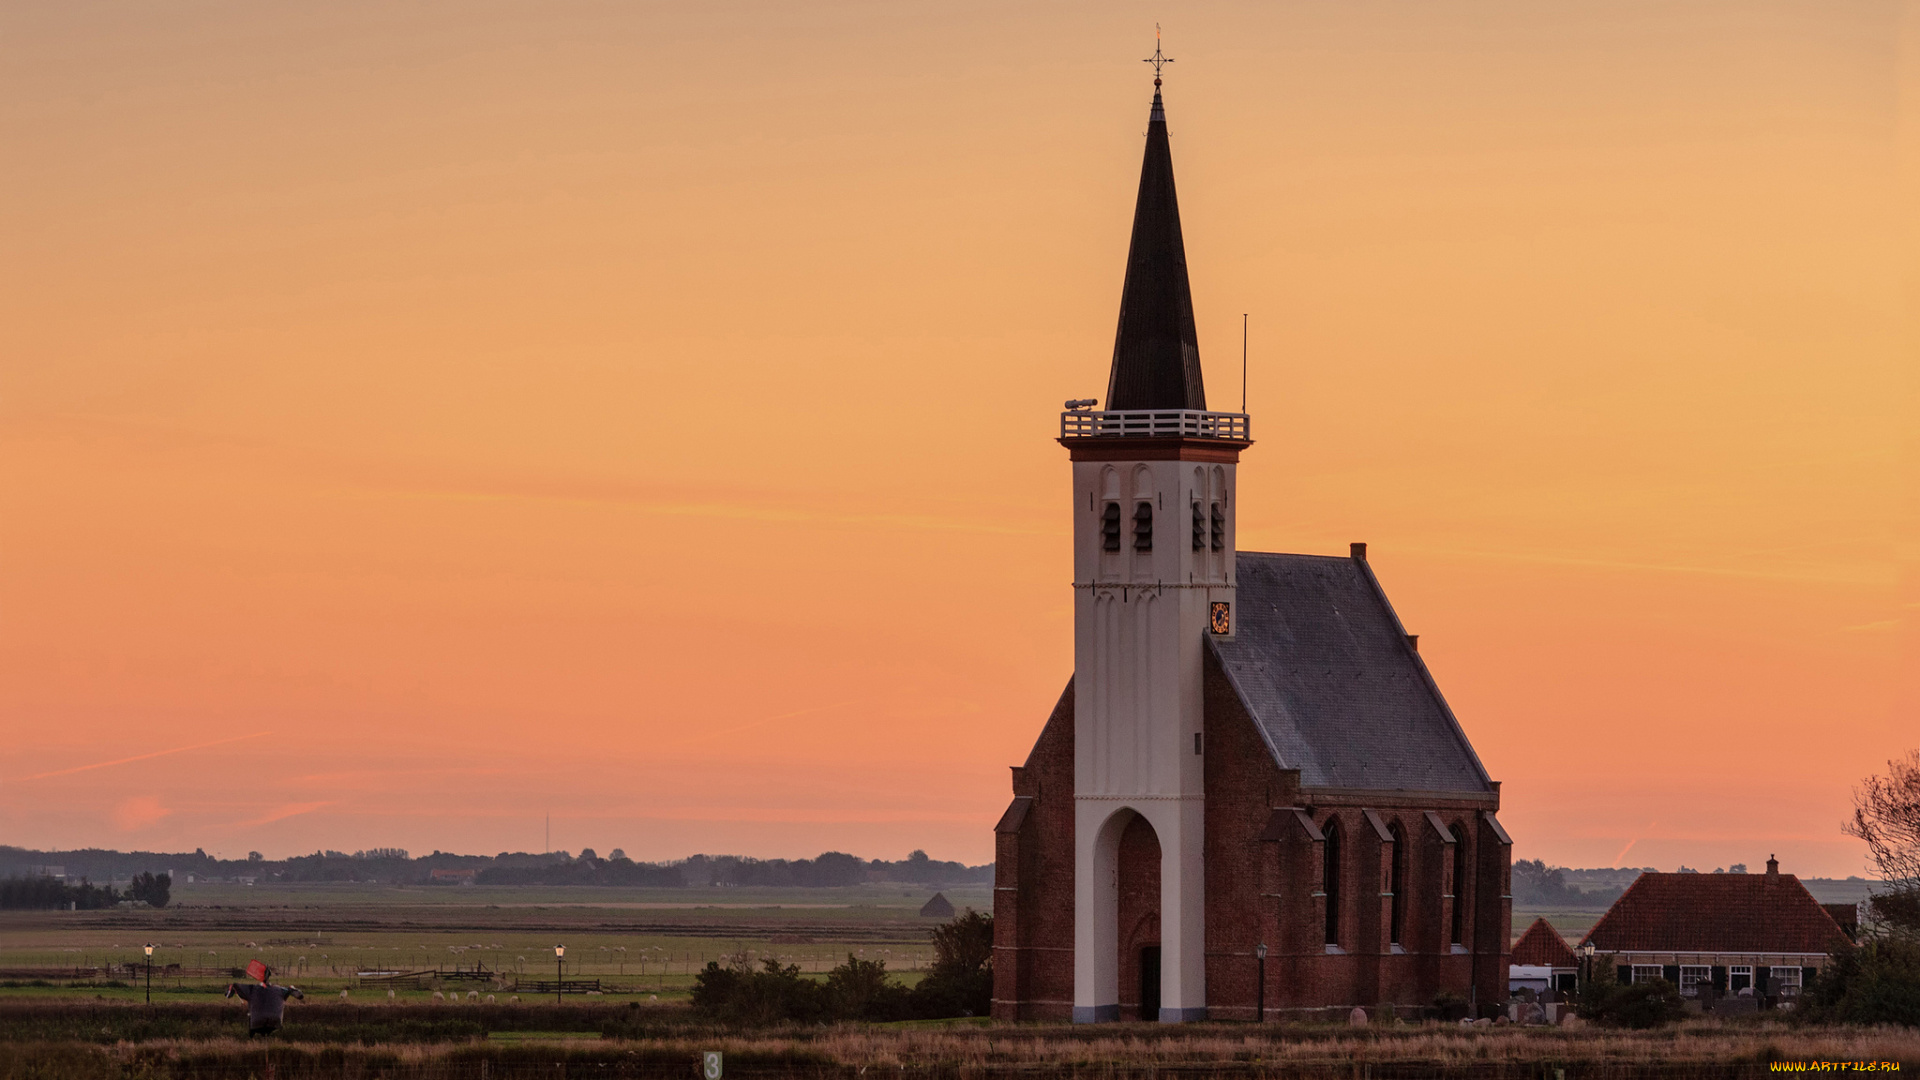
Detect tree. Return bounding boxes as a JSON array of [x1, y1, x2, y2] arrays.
[[1845, 750, 1920, 933], [912, 909, 994, 1017], [1801, 935, 1920, 1026], [689, 956, 827, 1026], [129, 872, 170, 909], [1575, 960, 1685, 1029], [825, 953, 912, 1021], [247, 851, 263, 863]]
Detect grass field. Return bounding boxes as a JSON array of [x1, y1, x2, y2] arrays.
[[0, 883, 989, 1005], [6, 885, 1905, 1078], [0, 887, 1704, 1004]]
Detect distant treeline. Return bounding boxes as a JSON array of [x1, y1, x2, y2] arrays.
[[1512, 859, 1624, 908], [0, 872, 169, 910], [0, 845, 989, 889]]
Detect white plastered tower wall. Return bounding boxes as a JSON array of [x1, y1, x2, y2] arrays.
[[1070, 452, 1236, 1022]]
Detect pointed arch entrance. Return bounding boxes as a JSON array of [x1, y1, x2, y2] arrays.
[[1078, 806, 1176, 1022], [1115, 812, 1162, 1021]]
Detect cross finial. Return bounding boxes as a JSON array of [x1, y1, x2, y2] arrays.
[[1144, 24, 1172, 87]]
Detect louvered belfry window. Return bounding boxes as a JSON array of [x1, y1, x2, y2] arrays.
[[1133, 502, 1154, 552], [1210, 503, 1224, 551], [1102, 502, 1122, 552], [1191, 502, 1205, 550]]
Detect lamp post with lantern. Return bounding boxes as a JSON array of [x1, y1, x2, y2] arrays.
[[1254, 942, 1267, 1023], [143, 945, 154, 1005], [554, 945, 565, 1005], [1580, 942, 1596, 995]]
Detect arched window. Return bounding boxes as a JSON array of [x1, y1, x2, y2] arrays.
[[1102, 503, 1122, 552], [1388, 823, 1405, 946], [1322, 820, 1342, 946], [1450, 823, 1469, 946], [1133, 502, 1153, 552]]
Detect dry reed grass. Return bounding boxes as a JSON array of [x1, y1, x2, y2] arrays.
[[5, 1020, 1912, 1078]]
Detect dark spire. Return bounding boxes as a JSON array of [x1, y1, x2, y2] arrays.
[[1105, 78, 1206, 412]]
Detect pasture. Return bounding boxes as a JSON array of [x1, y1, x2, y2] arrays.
[[0, 882, 989, 1005], [7, 886, 1903, 1077]]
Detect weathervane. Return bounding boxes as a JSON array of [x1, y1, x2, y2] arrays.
[[1144, 24, 1172, 86]]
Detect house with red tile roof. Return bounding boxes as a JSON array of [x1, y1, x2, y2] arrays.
[[1508, 917, 1579, 995], [1579, 857, 1854, 1003]]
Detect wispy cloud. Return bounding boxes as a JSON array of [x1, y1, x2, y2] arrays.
[[1400, 545, 1892, 588], [9, 732, 272, 783], [233, 801, 333, 826], [111, 796, 171, 830], [665, 700, 861, 748], [1612, 821, 1659, 867], [350, 483, 1059, 538]]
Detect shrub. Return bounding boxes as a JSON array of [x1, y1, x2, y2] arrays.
[[1800, 934, 1920, 1027], [1580, 979, 1686, 1029], [1573, 956, 1684, 1029], [689, 957, 828, 1026], [824, 954, 913, 1021], [690, 911, 995, 1026]]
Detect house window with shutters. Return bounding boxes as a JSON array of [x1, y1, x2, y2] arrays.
[[1631, 965, 1663, 984], [1728, 965, 1753, 993], [1770, 966, 1803, 996], [1679, 966, 1710, 997]]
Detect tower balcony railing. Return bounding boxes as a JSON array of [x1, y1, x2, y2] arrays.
[[1059, 408, 1250, 441]]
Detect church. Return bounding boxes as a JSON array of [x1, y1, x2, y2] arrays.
[[990, 75, 1513, 1023]]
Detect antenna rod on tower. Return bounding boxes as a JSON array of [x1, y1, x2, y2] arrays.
[[1242, 314, 1248, 414]]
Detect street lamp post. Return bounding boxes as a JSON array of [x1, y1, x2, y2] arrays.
[[554, 946, 565, 1006], [143, 945, 154, 1005], [1254, 943, 1267, 1023], [1580, 943, 1596, 994]]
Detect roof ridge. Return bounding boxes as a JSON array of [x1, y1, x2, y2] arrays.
[[1348, 551, 1496, 791]]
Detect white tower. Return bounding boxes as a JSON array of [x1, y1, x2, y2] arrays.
[[1061, 72, 1250, 1023]]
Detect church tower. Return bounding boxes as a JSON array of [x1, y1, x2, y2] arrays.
[[1059, 72, 1250, 1023]]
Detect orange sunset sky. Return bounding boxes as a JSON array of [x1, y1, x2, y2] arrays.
[[3, 2, 1914, 876]]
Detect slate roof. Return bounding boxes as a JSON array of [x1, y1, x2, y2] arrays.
[[1511, 917, 1579, 967], [1208, 551, 1494, 793], [1579, 872, 1853, 954], [1104, 88, 1206, 412]]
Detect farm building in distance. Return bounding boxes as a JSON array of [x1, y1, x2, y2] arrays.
[[990, 72, 1512, 1023], [1580, 857, 1855, 1004], [1508, 917, 1580, 995]]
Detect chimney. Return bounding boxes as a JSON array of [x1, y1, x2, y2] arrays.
[[1406, 634, 1419, 652], [1766, 855, 1779, 880], [1351, 542, 1367, 561]]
